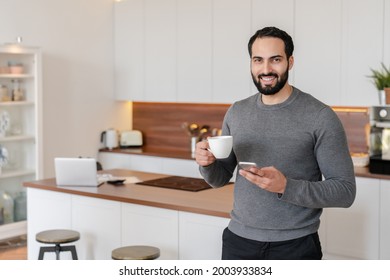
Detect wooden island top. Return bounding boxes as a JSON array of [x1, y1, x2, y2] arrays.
[[23, 169, 234, 218], [23, 164, 390, 221]]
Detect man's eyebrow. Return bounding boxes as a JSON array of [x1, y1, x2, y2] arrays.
[[252, 55, 283, 59]]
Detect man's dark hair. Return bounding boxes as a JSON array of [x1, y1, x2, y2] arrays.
[[248, 26, 294, 58]]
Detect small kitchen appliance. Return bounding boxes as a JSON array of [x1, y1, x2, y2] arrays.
[[101, 129, 119, 150], [120, 130, 143, 148], [369, 106, 390, 174]]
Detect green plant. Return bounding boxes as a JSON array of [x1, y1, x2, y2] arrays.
[[368, 63, 390, 90]]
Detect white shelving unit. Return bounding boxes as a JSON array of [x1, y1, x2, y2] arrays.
[[0, 44, 42, 240]]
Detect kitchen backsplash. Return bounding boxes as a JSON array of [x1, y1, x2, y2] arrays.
[[133, 102, 369, 154]]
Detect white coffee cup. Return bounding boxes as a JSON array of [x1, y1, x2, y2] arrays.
[[208, 135, 233, 159]]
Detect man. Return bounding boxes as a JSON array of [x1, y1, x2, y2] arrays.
[[195, 26, 356, 260]]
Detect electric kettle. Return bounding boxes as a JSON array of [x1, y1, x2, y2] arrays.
[[101, 129, 119, 150]]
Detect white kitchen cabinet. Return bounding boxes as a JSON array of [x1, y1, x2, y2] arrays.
[[0, 45, 42, 240], [385, 1, 390, 64], [144, 0, 176, 101], [179, 211, 229, 260], [114, 0, 253, 103], [72, 195, 121, 260], [380, 179, 390, 259], [212, 0, 252, 103], [321, 177, 380, 259], [177, 0, 212, 103], [128, 154, 164, 173], [114, 0, 178, 102], [121, 203, 179, 260], [294, 0, 342, 106], [97, 152, 132, 170], [162, 157, 201, 178], [98, 152, 201, 178], [114, 1, 388, 106], [114, 0, 144, 101], [340, 0, 384, 106], [27, 188, 72, 260], [98, 152, 163, 173]]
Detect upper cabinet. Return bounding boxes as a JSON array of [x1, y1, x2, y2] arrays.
[[114, 0, 389, 106], [0, 44, 42, 240], [114, 0, 144, 101]]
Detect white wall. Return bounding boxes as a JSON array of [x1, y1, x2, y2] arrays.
[[0, 0, 131, 177]]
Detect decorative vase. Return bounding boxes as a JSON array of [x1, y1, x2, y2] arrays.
[[14, 191, 27, 222], [0, 111, 10, 137], [379, 90, 386, 105], [385, 88, 390, 105], [0, 190, 14, 224]]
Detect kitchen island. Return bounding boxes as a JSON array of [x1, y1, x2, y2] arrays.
[[23, 169, 233, 260], [24, 164, 390, 260]]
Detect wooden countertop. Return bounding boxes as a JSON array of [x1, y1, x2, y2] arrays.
[[354, 166, 390, 180], [23, 169, 234, 219]]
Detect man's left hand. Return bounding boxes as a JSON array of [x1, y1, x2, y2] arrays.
[[239, 166, 287, 194]]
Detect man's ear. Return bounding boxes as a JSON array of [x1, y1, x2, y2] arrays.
[[288, 56, 294, 70]]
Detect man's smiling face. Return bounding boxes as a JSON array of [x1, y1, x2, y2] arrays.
[[250, 37, 293, 95]]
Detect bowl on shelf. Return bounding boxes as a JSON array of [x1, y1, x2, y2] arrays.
[[9, 65, 23, 74], [0, 66, 10, 74]]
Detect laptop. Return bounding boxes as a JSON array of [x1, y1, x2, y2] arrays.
[[54, 157, 104, 187]]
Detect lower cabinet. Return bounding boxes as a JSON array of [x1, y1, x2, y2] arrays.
[[319, 177, 383, 259], [27, 188, 73, 260], [179, 211, 229, 260], [72, 196, 121, 260], [380, 179, 390, 259], [27, 188, 228, 260], [98, 152, 202, 178], [121, 203, 179, 260]]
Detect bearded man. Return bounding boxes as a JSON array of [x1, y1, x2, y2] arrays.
[[195, 26, 356, 260]]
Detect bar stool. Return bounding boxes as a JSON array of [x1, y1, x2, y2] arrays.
[[36, 229, 80, 260], [112, 245, 160, 260]]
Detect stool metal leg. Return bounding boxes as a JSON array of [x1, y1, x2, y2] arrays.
[[61, 245, 78, 260], [38, 246, 57, 260], [55, 244, 61, 260], [38, 247, 46, 260], [38, 245, 78, 260]]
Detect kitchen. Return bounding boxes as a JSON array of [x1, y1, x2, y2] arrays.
[[0, 0, 390, 263]]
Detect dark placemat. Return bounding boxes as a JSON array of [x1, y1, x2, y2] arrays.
[[136, 176, 212, 192]]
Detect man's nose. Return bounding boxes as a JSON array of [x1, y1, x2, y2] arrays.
[[262, 61, 272, 74]]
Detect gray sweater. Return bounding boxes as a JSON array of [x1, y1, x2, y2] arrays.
[[200, 87, 356, 242]]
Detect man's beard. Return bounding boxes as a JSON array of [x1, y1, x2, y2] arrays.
[[251, 67, 289, 96]]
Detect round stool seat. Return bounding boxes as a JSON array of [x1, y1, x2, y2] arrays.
[[112, 245, 160, 260], [36, 229, 80, 244]]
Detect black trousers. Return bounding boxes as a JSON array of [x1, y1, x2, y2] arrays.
[[222, 227, 323, 260]]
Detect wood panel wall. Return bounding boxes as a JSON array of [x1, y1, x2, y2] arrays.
[[133, 102, 230, 152], [133, 102, 369, 154]]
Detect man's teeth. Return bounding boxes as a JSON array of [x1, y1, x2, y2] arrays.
[[261, 76, 274, 81]]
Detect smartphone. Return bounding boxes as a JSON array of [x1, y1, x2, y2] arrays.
[[238, 162, 257, 171]]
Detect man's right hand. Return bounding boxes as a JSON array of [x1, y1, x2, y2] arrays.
[[195, 140, 216, 166]]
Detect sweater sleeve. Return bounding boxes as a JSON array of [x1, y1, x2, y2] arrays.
[[280, 107, 356, 208], [199, 105, 237, 187]]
